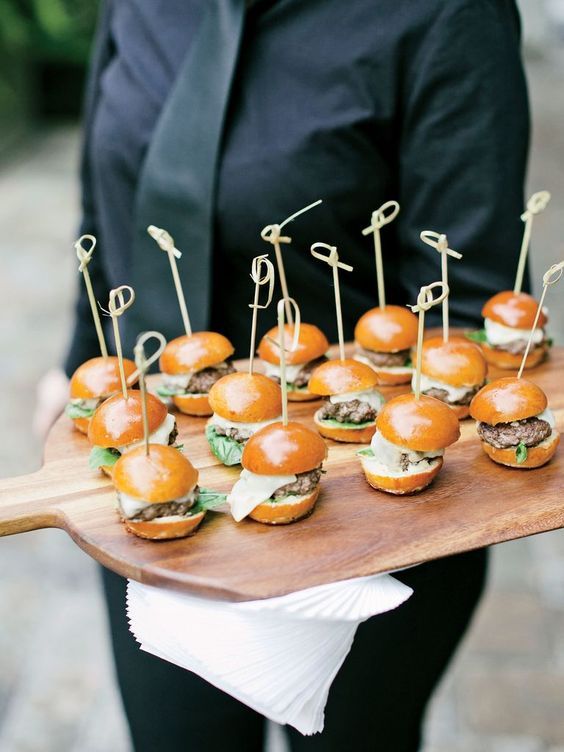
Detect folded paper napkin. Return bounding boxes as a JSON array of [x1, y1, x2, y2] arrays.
[[127, 574, 413, 735]]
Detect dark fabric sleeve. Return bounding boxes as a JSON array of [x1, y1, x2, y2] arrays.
[[63, 1, 114, 377], [396, 0, 530, 328]]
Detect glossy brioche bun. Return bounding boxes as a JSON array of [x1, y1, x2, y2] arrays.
[[308, 358, 379, 396], [482, 290, 547, 329], [469, 376, 548, 424], [313, 409, 376, 443], [172, 393, 212, 416], [160, 332, 234, 375], [359, 364, 412, 387], [73, 417, 90, 435], [88, 391, 168, 448], [480, 341, 547, 370], [70, 356, 137, 399], [360, 456, 443, 495], [480, 430, 559, 469], [209, 372, 281, 422], [123, 511, 205, 540], [420, 336, 487, 387], [287, 388, 320, 402], [377, 394, 460, 451], [249, 487, 320, 525], [242, 421, 327, 475], [354, 305, 418, 352], [446, 404, 471, 421], [113, 445, 198, 503], [258, 323, 329, 365]]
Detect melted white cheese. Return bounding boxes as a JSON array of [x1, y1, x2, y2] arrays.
[[484, 317, 544, 346], [70, 397, 100, 409], [361, 453, 442, 478], [370, 430, 443, 473], [118, 489, 196, 520], [415, 373, 475, 403], [537, 408, 556, 428], [162, 373, 193, 390], [329, 389, 384, 411], [209, 413, 281, 439], [227, 469, 297, 522], [353, 354, 412, 375], [262, 361, 304, 383], [121, 413, 177, 454]]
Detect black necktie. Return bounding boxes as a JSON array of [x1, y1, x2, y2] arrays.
[[126, 1, 246, 352]]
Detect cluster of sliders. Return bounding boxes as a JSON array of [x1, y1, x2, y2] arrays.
[[65, 196, 562, 540]]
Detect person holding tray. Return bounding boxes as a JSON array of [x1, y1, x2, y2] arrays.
[[34, 1, 529, 750]]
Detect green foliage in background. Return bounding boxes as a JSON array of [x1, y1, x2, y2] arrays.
[[0, 0, 98, 64]]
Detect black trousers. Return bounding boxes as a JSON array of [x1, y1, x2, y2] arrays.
[[101, 548, 487, 752]]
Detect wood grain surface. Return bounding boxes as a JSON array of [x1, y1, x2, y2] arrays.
[[1, 335, 563, 601]]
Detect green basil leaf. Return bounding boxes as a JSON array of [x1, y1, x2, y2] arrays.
[[319, 417, 375, 430], [196, 488, 228, 512], [205, 424, 244, 466], [516, 442, 528, 464], [89, 446, 121, 470], [547, 337, 554, 348], [356, 448, 374, 457], [404, 358, 413, 368], [156, 384, 185, 397], [465, 329, 488, 344], [65, 402, 95, 419]]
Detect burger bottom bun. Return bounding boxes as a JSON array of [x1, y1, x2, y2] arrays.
[[287, 389, 319, 402], [481, 430, 559, 469], [314, 409, 376, 444], [481, 342, 547, 370], [173, 393, 212, 416], [123, 511, 206, 540], [73, 417, 90, 434], [422, 399, 469, 420], [360, 456, 443, 495], [100, 464, 114, 478], [372, 368, 412, 386], [249, 487, 320, 525]]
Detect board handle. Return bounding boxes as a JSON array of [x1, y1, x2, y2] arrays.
[[0, 472, 61, 537]]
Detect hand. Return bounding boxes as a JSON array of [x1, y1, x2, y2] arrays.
[[33, 368, 70, 441]]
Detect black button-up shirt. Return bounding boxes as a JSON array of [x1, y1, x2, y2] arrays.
[[65, 0, 529, 373]]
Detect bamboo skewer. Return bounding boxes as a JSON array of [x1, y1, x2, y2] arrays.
[[103, 286, 136, 400], [514, 191, 551, 295], [147, 225, 192, 336], [517, 261, 564, 379], [420, 231, 462, 343], [261, 200, 323, 325], [310, 243, 353, 362], [409, 282, 450, 399], [276, 298, 301, 426], [134, 331, 167, 456], [248, 255, 275, 374], [361, 200, 400, 310], [74, 235, 108, 358]]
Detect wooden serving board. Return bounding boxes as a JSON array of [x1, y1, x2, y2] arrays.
[[1, 340, 563, 602]]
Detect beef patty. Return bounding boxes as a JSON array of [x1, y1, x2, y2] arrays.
[[124, 487, 199, 522], [423, 385, 481, 406], [318, 398, 377, 424], [356, 347, 410, 368], [272, 468, 323, 499], [269, 355, 328, 388], [186, 362, 235, 394], [212, 424, 253, 443], [477, 416, 552, 449]]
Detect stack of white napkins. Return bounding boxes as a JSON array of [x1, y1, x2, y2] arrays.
[[127, 573, 413, 735]]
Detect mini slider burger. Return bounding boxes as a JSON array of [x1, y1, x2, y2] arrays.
[[354, 305, 418, 385], [65, 356, 136, 434], [472, 291, 549, 369], [112, 444, 219, 540], [257, 323, 329, 401], [227, 421, 327, 524], [358, 393, 460, 494], [157, 331, 236, 416], [414, 337, 487, 419], [88, 391, 178, 475], [206, 372, 282, 466], [308, 359, 384, 443], [469, 376, 559, 468]]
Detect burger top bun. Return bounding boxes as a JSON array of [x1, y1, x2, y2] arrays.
[[377, 393, 460, 451], [354, 305, 418, 352], [482, 291, 547, 329], [160, 332, 234, 375], [88, 391, 168, 447], [420, 336, 487, 387], [113, 444, 199, 503], [242, 421, 327, 475], [469, 376, 548, 425], [70, 356, 137, 399], [208, 372, 282, 423], [308, 358, 379, 396], [258, 323, 329, 365]]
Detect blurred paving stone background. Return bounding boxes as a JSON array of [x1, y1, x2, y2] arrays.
[[1, 4, 564, 751]]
